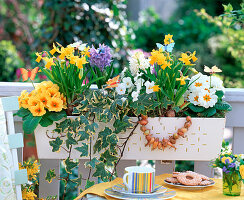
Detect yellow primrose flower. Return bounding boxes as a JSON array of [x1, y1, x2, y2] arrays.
[[179, 53, 191, 65], [82, 46, 91, 57], [47, 97, 63, 112], [76, 56, 88, 69], [42, 57, 55, 69], [35, 52, 42, 63], [38, 92, 49, 107], [221, 156, 233, 164], [18, 90, 29, 109], [28, 96, 39, 107], [176, 75, 188, 85], [47, 87, 60, 98], [152, 85, 160, 92], [29, 102, 46, 116], [240, 165, 244, 179], [164, 34, 174, 45], [60, 93, 67, 109]]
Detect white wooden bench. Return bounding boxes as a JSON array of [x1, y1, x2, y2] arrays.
[[0, 82, 244, 199]]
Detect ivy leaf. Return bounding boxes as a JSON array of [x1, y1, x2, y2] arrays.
[[113, 116, 132, 134], [63, 158, 79, 174], [98, 127, 112, 149], [49, 137, 63, 152], [93, 163, 109, 179], [85, 122, 98, 133], [188, 103, 205, 113], [79, 116, 89, 125], [71, 175, 82, 188], [85, 180, 95, 189], [55, 118, 71, 132], [93, 139, 102, 153], [45, 169, 56, 183], [100, 149, 118, 167], [107, 133, 118, 147], [75, 142, 88, 157], [66, 132, 78, 149], [23, 114, 42, 134], [85, 158, 100, 169], [78, 130, 90, 141]]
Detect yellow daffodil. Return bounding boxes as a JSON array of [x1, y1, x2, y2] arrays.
[[164, 34, 174, 45], [76, 56, 88, 69], [22, 188, 37, 200], [179, 53, 191, 65], [161, 61, 171, 70], [49, 43, 59, 55], [191, 51, 198, 62], [82, 46, 91, 57], [176, 75, 189, 85], [59, 45, 74, 59], [152, 85, 160, 92], [68, 55, 79, 65], [35, 52, 42, 63], [42, 57, 55, 69]]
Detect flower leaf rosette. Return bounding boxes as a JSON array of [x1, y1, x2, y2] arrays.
[[111, 34, 231, 117]]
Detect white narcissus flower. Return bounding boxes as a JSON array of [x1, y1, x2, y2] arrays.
[[116, 83, 126, 95], [129, 51, 150, 75], [120, 67, 127, 79], [210, 76, 224, 91], [135, 78, 145, 92], [144, 81, 155, 94], [198, 90, 218, 108], [122, 77, 133, 88], [131, 91, 139, 102]]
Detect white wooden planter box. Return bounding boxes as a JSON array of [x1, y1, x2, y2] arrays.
[[35, 117, 225, 161]]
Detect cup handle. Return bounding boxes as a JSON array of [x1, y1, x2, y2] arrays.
[[123, 173, 130, 190]]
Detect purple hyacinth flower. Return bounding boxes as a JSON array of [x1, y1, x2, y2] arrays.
[[223, 166, 230, 174], [228, 163, 235, 168], [89, 44, 112, 71]]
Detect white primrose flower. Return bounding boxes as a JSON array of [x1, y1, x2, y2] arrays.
[[129, 51, 150, 75], [131, 91, 139, 102], [116, 83, 126, 95], [188, 92, 200, 106], [198, 90, 218, 108], [122, 77, 133, 89], [144, 81, 155, 94], [210, 76, 224, 91], [189, 73, 210, 92]]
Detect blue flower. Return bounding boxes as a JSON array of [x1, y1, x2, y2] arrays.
[[223, 166, 230, 174], [228, 163, 235, 168]]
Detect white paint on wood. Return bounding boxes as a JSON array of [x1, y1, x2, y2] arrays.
[[194, 161, 214, 178], [39, 159, 60, 199], [232, 127, 244, 154], [155, 160, 175, 175]]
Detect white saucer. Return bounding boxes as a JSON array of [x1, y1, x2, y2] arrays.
[[112, 183, 167, 196], [105, 187, 176, 199]]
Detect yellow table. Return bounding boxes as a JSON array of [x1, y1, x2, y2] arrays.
[[75, 174, 244, 200]]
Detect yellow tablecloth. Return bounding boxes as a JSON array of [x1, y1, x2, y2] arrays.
[[75, 174, 244, 200]]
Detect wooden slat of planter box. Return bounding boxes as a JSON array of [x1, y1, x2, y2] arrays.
[[35, 117, 225, 161]]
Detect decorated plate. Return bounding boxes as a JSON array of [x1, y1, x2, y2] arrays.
[[164, 179, 215, 189], [105, 187, 176, 199], [112, 183, 167, 196]]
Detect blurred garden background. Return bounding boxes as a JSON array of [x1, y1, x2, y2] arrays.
[[0, 1, 243, 198], [0, 0, 243, 87]]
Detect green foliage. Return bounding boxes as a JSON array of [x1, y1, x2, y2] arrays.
[[16, 108, 66, 134], [45, 169, 56, 183], [0, 40, 24, 81], [49, 137, 63, 152]]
